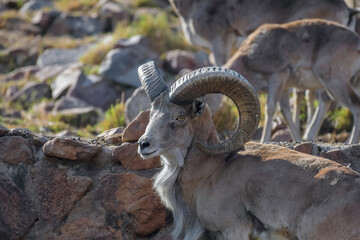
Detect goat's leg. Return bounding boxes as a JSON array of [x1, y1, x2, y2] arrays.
[[303, 90, 332, 141], [261, 71, 289, 142], [292, 89, 303, 132], [349, 109, 360, 144], [280, 91, 302, 142], [305, 90, 316, 126], [211, 32, 235, 66]]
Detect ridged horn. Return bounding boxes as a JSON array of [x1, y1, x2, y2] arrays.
[[169, 67, 260, 155], [138, 61, 168, 102]]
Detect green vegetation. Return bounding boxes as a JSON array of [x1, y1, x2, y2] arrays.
[[54, 0, 98, 13], [97, 101, 126, 132]]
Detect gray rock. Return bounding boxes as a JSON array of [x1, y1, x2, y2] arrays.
[[37, 46, 89, 68], [31, 10, 60, 31], [47, 13, 104, 37], [19, 0, 53, 16], [67, 74, 121, 110], [35, 64, 69, 82], [7, 82, 51, 107], [99, 35, 158, 88], [125, 87, 151, 124], [50, 64, 83, 99], [0, 124, 8, 137], [54, 107, 102, 127], [53, 96, 91, 112], [99, 1, 129, 31], [3, 65, 40, 82]]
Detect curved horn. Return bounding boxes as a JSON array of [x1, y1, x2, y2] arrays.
[[138, 61, 168, 102], [169, 67, 260, 155]]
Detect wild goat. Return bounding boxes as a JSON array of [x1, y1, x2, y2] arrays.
[[169, 0, 358, 66], [223, 19, 360, 144], [137, 61, 360, 240]]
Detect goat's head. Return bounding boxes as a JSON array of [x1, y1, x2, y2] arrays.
[[137, 61, 260, 164]]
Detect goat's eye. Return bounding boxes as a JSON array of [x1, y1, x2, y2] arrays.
[[176, 115, 186, 122]]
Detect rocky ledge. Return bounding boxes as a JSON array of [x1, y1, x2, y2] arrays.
[[0, 111, 359, 240]]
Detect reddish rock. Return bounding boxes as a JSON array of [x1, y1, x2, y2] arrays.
[[0, 124, 8, 137], [271, 128, 293, 142], [32, 169, 93, 221], [55, 218, 123, 240], [42, 137, 101, 160], [96, 127, 124, 145], [294, 142, 318, 155], [112, 142, 161, 170], [122, 110, 150, 142], [0, 173, 36, 239], [97, 172, 166, 236], [0, 136, 33, 165]]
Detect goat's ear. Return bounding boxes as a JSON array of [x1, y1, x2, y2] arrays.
[[191, 98, 205, 117]]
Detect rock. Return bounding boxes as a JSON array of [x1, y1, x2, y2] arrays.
[[319, 149, 351, 166], [163, 49, 197, 74], [19, 0, 53, 16], [194, 50, 211, 67], [125, 87, 151, 124], [0, 124, 8, 136], [4, 85, 18, 99], [53, 96, 91, 112], [54, 107, 101, 127], [37, 46, 89, 68], [96, 127, 124, 145], [51, 64, 83, 99], [122, 110, 150, 142], [0, 136, 34, 165], [42, 137, 101, 161], [32, 168, 93, 221], [47, 13, 104, 37], [3, 65, 40, 82], [67, 74, 121, 110], [31, 101, 55, 116], [271, 128, 293, 142], [35, 64, 69, 82], [31, 10, 60, 31], [0, 172, 36, 239], [55, 218, 124, 240], [7, 82, 51, 107], [99, 35, 158, 88], [294, 142, 319, 155], [114, 34, 151, 49], [97, 172, 166, 236], [112, 142, 161, 170]]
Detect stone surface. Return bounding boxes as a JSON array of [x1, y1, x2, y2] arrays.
[[53, 96, 91, 112], [7, 82, 51, 106], [42, 137, 101, 161], [0, 172, 36, 239], [47, 13, 103, 37], [0, 136, 34, 165], [99, 35, 158, 88], [67, 74, 121, 110], [34, 64, 69, 82], [96, 127, 124, 145], [0, 124, 8, 137], [271, 128, 293, 142], [112, 142, 161, 170], [19, 0, 53, 16], [294, 142, 319, 155], [97, 172, 166, 236], [32, 168, 93, 221], [54, 107, 101, 127], [3, 65, 40, 82], [37, 47, 89, 68], [55, 218, 124, 240], [122, 110, 150, 142], [99, 1, 129, 31], [31, 10, 60, 31], [50, 64, 83, 99], [125, 87, 151, 124]]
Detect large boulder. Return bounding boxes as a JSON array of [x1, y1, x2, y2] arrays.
[[124, 87, 151, 124], [53, 107, 102, 127], [53, 96, 91, 112], [50, 64, 83, 99], [99, 35, 158, 88]]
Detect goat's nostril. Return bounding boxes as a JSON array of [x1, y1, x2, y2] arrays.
[[140, 141, 150, 150]]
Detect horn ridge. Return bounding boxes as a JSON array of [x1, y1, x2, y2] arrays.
[[138, 61, 168, 102]]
